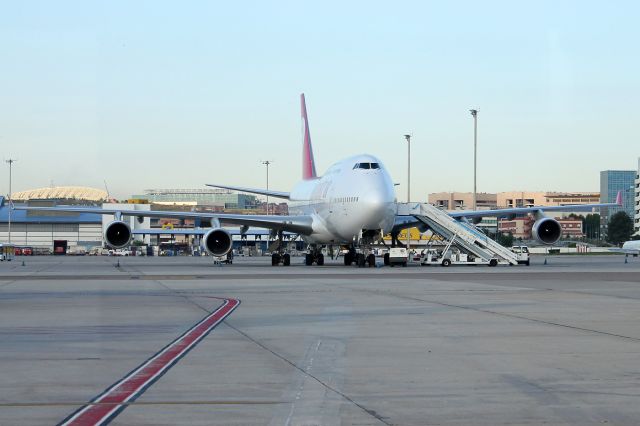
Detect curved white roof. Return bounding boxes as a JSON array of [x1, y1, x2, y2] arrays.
[[11, 186, 108, 201]]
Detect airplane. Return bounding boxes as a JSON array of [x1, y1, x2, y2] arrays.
[[610, 239, 640, 257], [15, 94, 623, 267]]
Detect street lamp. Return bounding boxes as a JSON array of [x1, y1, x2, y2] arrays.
[[404, 134, 411, 251], [261, 160, 273, 215], [469, 109, 478, 210], [5, 159, 17, 244]]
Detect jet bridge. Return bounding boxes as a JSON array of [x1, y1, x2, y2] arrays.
[[398, 203, 520, 266]]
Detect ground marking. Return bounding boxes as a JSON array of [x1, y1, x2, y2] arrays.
[[58, 298, 240, 426]]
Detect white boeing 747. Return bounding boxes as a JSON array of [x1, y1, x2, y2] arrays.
[[16, 94, 622, 267]]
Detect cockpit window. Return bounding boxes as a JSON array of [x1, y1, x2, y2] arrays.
[[353, 162, 380, 170]]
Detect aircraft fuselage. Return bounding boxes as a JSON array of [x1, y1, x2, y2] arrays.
[[288, 154, 397, 245]]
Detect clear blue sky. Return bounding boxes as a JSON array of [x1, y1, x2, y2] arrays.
[[1, 1, 638, 200]]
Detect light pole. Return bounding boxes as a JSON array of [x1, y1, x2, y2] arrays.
[[5, 159, 17, 244], [261, 160, 273, 215], [470, 109, 478, 210], [404, 134, 411, 251]]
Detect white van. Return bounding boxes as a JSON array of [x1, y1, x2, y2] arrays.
[[510, 246, 530, 266]]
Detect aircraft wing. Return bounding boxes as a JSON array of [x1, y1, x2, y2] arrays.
[[132, 227, 297, 237], [448, 202, 619, 219], [14, 206, 313, 234], [608, 247, 640, 255], [205, 184, 290, 200], [391, 193, 621, 233], [448, 191, 622, 219]]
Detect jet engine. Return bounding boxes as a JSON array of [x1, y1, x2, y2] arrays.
[[202, 228, 233, 256], [104, 221, 132, 249], [531, 217, 562, 245]]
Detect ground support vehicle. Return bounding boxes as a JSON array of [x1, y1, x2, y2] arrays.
[[386, 247, 408, 267], [510, 246, 531, 265], [418, 234, 500, 267]]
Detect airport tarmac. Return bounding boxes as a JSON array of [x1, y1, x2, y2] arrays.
[[0, 254, 639, 425]]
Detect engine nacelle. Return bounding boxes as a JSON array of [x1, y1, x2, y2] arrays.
[[104, 220, 132, 249], [531, 217, 562, 245], [202, 228, 233, 257]]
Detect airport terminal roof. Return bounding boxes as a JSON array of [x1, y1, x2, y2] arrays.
[[11, 186, 108, 202], [0, 204, 102, 224]]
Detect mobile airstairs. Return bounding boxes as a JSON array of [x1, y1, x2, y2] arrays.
[[397, 203, 520, 266]]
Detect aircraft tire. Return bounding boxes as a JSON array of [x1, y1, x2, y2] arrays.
[[305, 253, 313, 266], [283, 253, 291, 266], [356, 253, 365, 268], [344, 252, 353, 266], [317, 253, 324, 266], [367, 254, 376, 267], [271, 253, 280, 266], [383, 253, 390, 266]]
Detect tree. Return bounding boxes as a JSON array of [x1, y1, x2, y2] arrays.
[[584, 214, 600, 239], [606, 212, 634, 245], [497, 232, 514, 247]]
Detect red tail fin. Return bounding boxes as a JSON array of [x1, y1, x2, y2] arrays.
[[301, 93, 317, 180]]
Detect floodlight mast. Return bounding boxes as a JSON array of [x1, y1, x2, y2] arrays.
[[261, 160, 273, 215], [404, 134, 411, 251], [469, 109, 478, 211], [5, 159, 17, 244]]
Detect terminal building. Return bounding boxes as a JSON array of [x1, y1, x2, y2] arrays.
[[428, 192, 497, 210], [0, 186, 108, 251], [428, 191, 600, 211], [497, 192, 600, 209], [131, 189, 258, 209]]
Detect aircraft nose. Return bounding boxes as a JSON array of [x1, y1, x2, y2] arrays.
[[359, 183, 395, 227]]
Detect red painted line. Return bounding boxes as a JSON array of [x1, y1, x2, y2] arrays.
[[59, 298, 240, 426]]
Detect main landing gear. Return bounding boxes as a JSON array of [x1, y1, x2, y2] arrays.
[[305, 246, 324, 266], [344, 247, 376, 268], [270, 230, 290, 266], [271, 252, 291, 266]]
